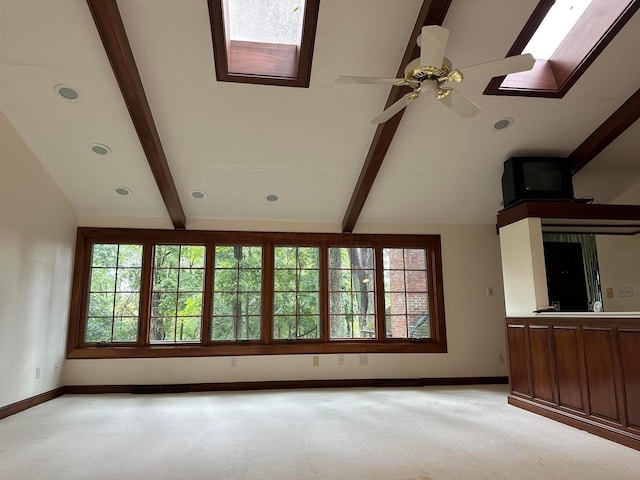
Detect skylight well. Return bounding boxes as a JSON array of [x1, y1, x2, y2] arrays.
[[485, 0, 637, 98], [208, 0, 320, 87]]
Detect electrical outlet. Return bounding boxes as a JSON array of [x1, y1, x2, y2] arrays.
[[312, 355, 320, 367], [606, 287, 614, 299], [55, 362, 59, 372], [230, 357, 237, 368], [497, 353, 504, 365], [338, 354, 344, 366], [486, 287, 494, 297], [358, 354, 368, 366], [617, 286, 633, 297], [35, 366, 41, 379]]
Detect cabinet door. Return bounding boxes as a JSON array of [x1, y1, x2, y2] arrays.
[[619, 329, 640, 430], [553, 327, 584, 411], [529, 326, 555, 402], [507, 325, 530, 396], [583, 329, 619, 422]]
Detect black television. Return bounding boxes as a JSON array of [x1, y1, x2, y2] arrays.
[[501, 156, 574, 208]]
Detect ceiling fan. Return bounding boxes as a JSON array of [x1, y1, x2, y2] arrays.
[[336, 26, 535, 123]]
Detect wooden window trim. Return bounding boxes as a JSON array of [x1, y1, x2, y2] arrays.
[[207, 0, 320, 88], [66, 228, 447, 359], [484, 0, 638, 98]]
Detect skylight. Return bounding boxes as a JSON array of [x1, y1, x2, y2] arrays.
[[208, 0, 319, 88], [226, 0, 305, 46], [484, 0, 637, 98], [523, 0, 593, 59]]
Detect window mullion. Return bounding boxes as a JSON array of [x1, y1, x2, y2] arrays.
[[201, 243, 214, 345], [320, 245, 329, 342], [262, 242, 274, 344], [374, 247, 386, 341], [137, 242, 154, 346]]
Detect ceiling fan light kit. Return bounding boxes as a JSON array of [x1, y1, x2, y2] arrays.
[[336, 26, 535, 123]]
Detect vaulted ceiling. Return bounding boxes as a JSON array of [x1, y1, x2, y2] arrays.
[[1, 0, 639, 232]]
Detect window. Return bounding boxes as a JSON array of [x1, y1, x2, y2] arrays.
[[151, 245, 205, 343], [273, 246, 320, 340], [85, 243, 142, 343], [208, 0, 320, 87], [484, 0, 638, 98], [67, 229, 446, 358], [383, 248, 430, 339], [328, 247, 376, 339], [212, 246, 263, 341]]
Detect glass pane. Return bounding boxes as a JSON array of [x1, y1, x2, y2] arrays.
[[386, 315, 408, 338], [212, 292, 236, 315], [239, 247, 262, 268], [385, 269, 405, 292], [239, 269, 262, 292], [405, 270, 427, 292], [386, 292, 407, 315], [354, 270, 374, 291], [150, 317, 175, 342], [298, 292, 319, 314], [409, 314, 431, 339], [226, 0, 305, 45], [237, 316, 261, 340], [298, 247, 319, 269], [179, 269, 204, 291], [328, 268, 352, 292], [352, 291, 375, 315], [238, 292, 261, 315], [155, 245, 180, 268], [154, 268, 178, 291], [298, 315, 320, 338], [112, 317, 138, 342], [92, 244, 118, 267], [212, 316, 234, 341], [88, 293, 114, 317], [214, 246, 236, 268], [178, 292, 203, 316], [214, 269, 238, 291], [116, 268, 141, 292], [383, 248, 403, 270], [330, 315, 352, 339], [90, 267, 116, 292], [274, 292, 296, 315], [298, 268, 319, 291], [274, 246, 296, 268], [85, 317, 112, 342], [114, 292, 140, 317], [405, 249, 426, 270], [117, 244, 143, 267], [349, 247, 374, 269], [274, 269, 295, 291], [176, 317, 201, 341], [180, 246, 205, 268], [356, 315, 376, 338], [152, 292, 177, 317], [273, 315, 296, 340], [330, 292, 352, 314]]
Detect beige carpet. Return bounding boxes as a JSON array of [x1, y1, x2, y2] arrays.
[[1, 385, 639, 479]]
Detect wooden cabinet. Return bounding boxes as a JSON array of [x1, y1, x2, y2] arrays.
[[506, 316, 640, 451]]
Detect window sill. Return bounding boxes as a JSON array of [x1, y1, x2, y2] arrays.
[[67, 341, 447, 359]]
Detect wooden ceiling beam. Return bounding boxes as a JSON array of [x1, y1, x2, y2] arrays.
[[570, 88, 640, 175], [341, 0, 452, 233], [87, 0, 186, 230]]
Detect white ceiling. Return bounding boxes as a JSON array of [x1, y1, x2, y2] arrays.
[[1, 0, 639, 230]]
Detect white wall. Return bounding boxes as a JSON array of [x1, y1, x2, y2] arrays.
[[65, 223, 508, 385], [596, 234, 640, 311], [0, 113, 77, 408], [499, 218, 548, 316]]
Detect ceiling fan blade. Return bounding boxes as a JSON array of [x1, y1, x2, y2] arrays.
[[437, 88, 481, 119], [457, 53, 535, 81], [335, 76, 406, 85], [371, 93, 417, 124], [419, 26, 449, 68]]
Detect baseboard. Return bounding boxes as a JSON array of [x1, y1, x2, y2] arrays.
[[509, 394, 640, 451], [64, 376, 508, 395], [0, 387, 66, 420]]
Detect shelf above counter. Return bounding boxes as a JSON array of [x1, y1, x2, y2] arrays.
[[496, 201, 640, 234]]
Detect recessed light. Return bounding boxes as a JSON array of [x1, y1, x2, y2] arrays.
[[114, 186, 132, 196], [90, 143, 111, 155], [265, 194, 279, 202], [493, 117, 514, 130], [191, 191, 207, 199], [54, 84, 80, 101]]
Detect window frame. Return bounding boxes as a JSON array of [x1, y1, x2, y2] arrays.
[[207, 0, 320, 88], [67, 228, 447, 358], [484, 0, 638, 98]]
